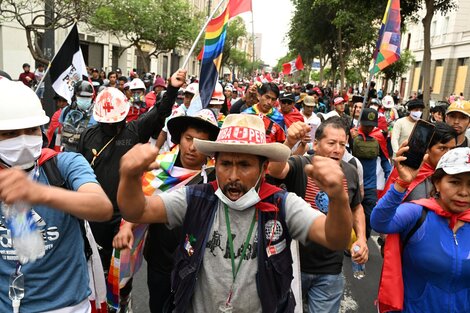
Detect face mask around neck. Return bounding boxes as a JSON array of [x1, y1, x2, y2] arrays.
[[215, 173, 263, 211]]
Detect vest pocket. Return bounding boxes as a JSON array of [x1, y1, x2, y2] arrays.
[[270, 251, 294, 296]]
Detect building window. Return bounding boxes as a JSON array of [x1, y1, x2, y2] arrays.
[[436, 59, 443, 67], [415, 61, 421, 68], [162, 56, 169, 79], [431, 20, 437, 37], [443, 17, 450, 34], [458, 58, 468, 66]]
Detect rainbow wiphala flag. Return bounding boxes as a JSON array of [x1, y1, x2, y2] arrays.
[[373, 0, 401, 73], [107, 146, 214, 309], [199, 5, 230, 109]]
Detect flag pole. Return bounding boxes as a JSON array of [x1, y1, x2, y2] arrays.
[[356, 56, 378, 127], [181, 0, 228, 70], [34, 23, 83, 93], [251, 9, 255, 74]]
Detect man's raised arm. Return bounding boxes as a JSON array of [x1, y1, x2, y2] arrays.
[[306, 156, 352, 250], [118, 143, 167, 224], [267, 121, 310, 179]]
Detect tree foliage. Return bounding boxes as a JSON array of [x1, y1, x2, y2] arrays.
[[221, 17, 248, 67], [381, 50, 415, 84], [286, 0, 436, 91], [0, 0, 103, 64], [91, 0, 202, 71]]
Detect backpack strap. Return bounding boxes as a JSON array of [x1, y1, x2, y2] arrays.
[[348, 157, 358, 169], [41, 155, 66, 188], [402, 208, 428, 247], [266, 119, 274, 136]]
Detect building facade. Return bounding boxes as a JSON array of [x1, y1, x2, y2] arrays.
[[0, 0, 209, 80], [405, 0, 470, 103]]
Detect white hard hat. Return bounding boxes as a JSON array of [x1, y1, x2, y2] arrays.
[[129, 78, 145, 90], [185, 82, 199, 95], [93, 87, 130, 123], [0, 78, 49, 130], [210, 83, 225, 105], [382, 95, 395, 108]]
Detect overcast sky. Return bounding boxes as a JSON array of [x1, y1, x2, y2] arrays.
[[241, 0, 294, 67]]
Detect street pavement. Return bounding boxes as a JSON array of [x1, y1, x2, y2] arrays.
[[129, 235, 383, 313]]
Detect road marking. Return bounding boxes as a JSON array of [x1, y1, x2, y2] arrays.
[[340, 284, 358, 312]]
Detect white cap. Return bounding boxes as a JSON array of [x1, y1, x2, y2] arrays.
[[129, 78, 145, 90], [436, 147, 470, 175], [185, 82, 199, 95], [382, 95, 395, 108]]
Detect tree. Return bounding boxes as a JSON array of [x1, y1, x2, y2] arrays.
[[221, 17, 248, 68], [421, 0, 457, 117], [0, 0, 102, 64], [91, 0, 202, 72], [380, 50, 415, 93], [288, 0, 335, 83], [395, 0, 456, 117]]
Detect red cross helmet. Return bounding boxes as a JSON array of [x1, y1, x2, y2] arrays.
[[210, 83, 225, 105], [93, 87, 130, 123]]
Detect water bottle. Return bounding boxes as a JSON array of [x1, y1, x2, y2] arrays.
[[2, 202, 45, 264], [9, 270, 24, 313], [352, 245, 365, 279]]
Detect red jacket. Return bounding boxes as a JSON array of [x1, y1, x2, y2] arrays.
[[282, 107, 304, 128]]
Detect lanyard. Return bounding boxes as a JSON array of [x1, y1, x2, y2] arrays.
[[224, 204, 257, 281], [90, 135, 117, 167]]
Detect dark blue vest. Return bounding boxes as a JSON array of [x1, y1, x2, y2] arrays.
[[170, 183, 296, 313]]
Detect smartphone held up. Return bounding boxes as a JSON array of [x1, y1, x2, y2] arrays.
[[401, 120, 435, 169]]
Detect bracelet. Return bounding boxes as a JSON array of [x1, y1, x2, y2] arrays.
[[395, 178, 411, 189]]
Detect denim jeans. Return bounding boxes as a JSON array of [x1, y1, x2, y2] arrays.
[[301, 272, 345, 313], [362, 188, 378, 239]]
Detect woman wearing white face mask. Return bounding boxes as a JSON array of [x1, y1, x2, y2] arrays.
[[391, 99, 425, 156], [0, 78, 113, 313]]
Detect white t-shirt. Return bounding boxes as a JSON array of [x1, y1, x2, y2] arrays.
[[160, 187, 322, 312], [391, 117, 415, 154]]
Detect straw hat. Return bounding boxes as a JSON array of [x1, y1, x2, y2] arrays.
[[194, 114, 291, 162], [167, 109, 220, 144]]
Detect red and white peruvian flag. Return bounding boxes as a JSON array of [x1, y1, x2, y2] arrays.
[[265, 72, 273, 82], [282, 55, 304, 75]]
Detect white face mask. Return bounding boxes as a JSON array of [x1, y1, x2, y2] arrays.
[[410, 111, 422, 121], [215, 174, 263, 211], [0, 135, 42, 169], [76, 96, 93, 111]]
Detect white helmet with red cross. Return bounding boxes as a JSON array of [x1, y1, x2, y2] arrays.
[[93, 87, 130, 123]]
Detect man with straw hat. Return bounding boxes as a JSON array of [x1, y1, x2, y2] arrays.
[[117, 114, 352, 312]]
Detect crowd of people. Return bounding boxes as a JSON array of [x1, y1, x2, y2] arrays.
[[0, 64, 470, 313]]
